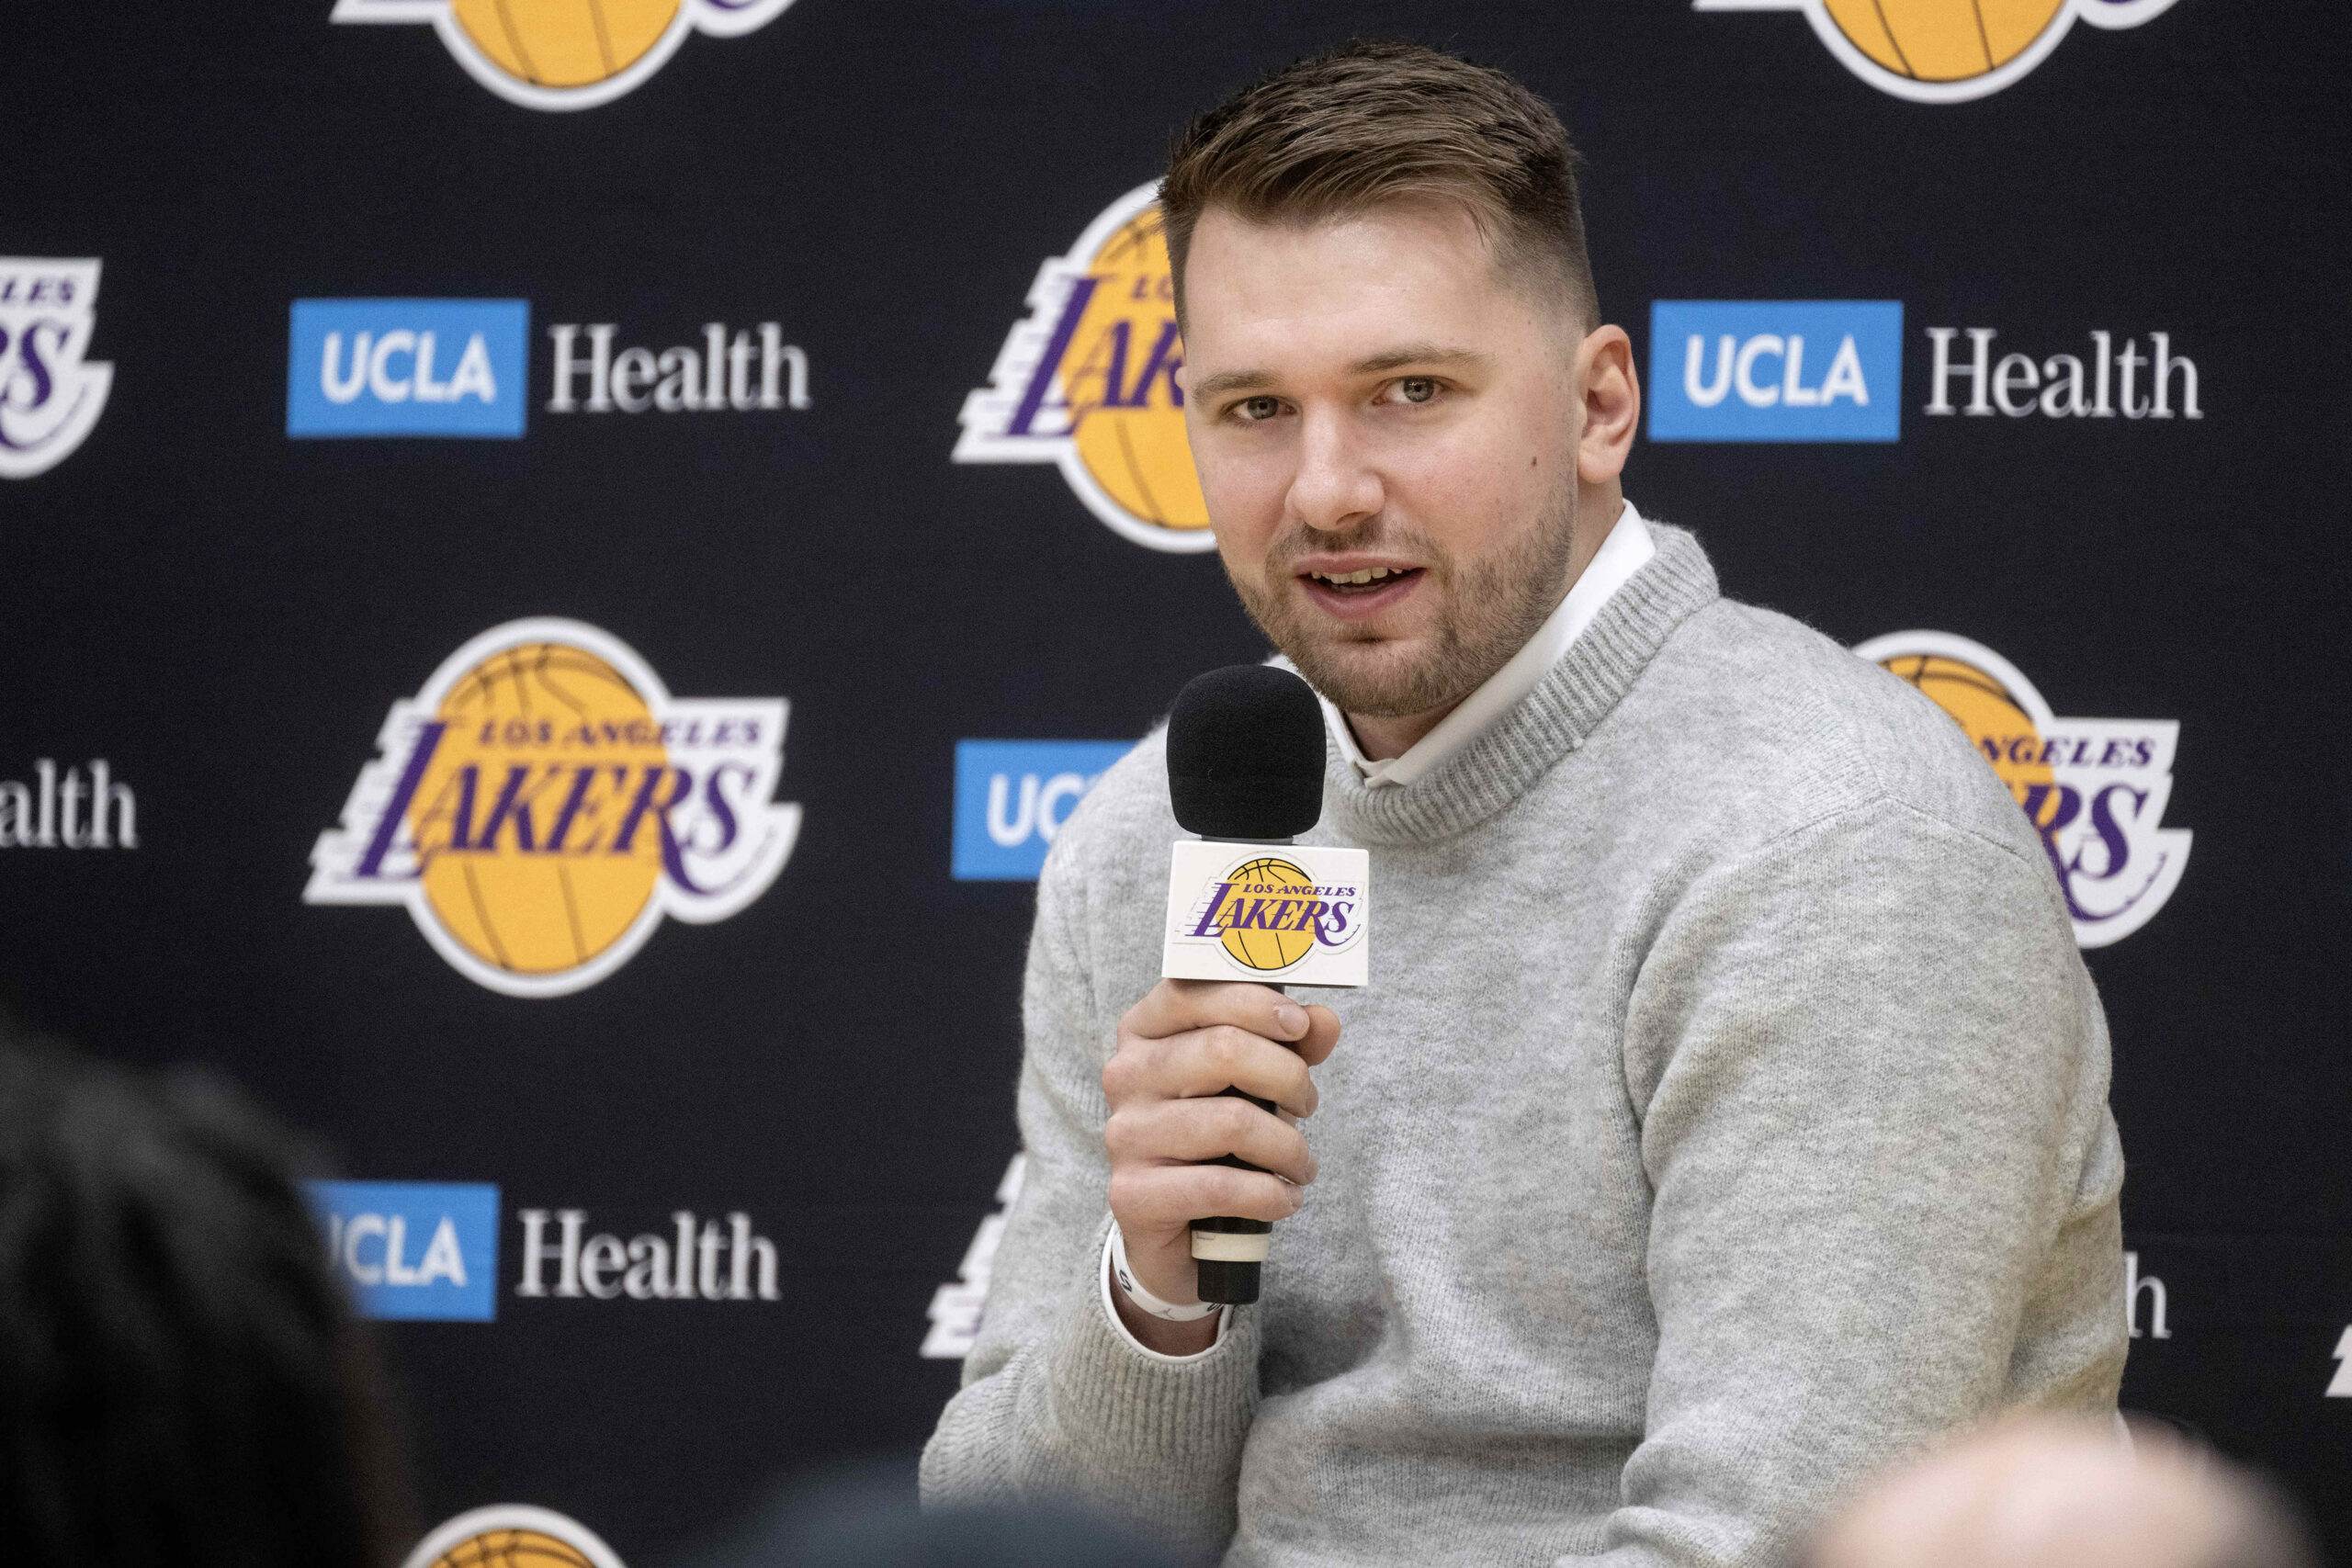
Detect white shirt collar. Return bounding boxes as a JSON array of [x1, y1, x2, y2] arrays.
[[1321, 499, 1657, 790]]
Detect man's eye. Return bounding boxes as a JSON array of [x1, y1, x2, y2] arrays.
[[1239, 396, 1282, 421], [1396, 378, 1437, 404]]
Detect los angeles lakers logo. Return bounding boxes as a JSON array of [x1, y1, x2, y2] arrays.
[[1194, 857, 1329, 973], [1161, 841, 1370, 986], [307, 618, 799, 997], [329, 0, 796, 112], [1695, 0, 2179, 103], [1859, 631, 2188, 947], [401, 1506, 626, 1568], [1, 258, 114, 479], [956, 183, 1212, 554]]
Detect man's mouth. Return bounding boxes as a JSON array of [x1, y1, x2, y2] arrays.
[[1295, 564, 1426, 617], [1306, 565, 1418, 592]]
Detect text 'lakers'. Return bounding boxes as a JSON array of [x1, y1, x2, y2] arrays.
[[307, 619, 800, 997]]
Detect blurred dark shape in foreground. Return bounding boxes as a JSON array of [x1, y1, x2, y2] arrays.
[[671, 1456, 1187, 1568], [1805, 1413, 2318, 1568], [0, 1016, 411, 1568]]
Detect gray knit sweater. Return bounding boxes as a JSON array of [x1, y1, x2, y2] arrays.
[[922, 524, 2127, 1567]]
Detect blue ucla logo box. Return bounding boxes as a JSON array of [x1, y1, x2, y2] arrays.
[[1646, 300, 1903, 443], [952, 739, 1133, 881], [304, 1180, 500, 1321], [287, 299, 529, 437]]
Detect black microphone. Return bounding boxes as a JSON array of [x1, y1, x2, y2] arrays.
[[1166, 664, 1328, 1306]]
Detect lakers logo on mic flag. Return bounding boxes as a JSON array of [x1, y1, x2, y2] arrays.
[[1162, 840, 1370, 987]]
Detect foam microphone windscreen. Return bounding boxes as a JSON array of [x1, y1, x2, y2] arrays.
[[1167, 665, 1327, 840]]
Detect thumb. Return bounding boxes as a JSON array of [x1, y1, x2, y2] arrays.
[[1293, 1004, 1342, 1067]]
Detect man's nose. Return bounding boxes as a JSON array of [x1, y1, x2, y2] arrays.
[[1283, 408, 1384, 533]]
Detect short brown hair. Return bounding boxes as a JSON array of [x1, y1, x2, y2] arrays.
[[1160, 41, 1598, 329]]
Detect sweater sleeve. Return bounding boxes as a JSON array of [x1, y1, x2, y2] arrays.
[[919, 823, 1262, 1561], [1575, 801, 2126, 1568]]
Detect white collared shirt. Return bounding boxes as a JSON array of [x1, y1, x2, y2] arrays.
[[1321, 500, 1657, 788]]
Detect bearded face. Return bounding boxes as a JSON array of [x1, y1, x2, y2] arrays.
[[1178, 201, 1608, 739], [1226, 481, 1578, 719]]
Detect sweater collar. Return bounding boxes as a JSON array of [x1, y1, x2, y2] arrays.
[[1309, 522, 1719, 846], [1320, 501, 1658, 791]]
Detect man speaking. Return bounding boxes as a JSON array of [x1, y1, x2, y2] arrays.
[[924, 42, 2126, 1567]]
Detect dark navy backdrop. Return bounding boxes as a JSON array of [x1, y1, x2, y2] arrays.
[[3, 0, 2346, 1559]]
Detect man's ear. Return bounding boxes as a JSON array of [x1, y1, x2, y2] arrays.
[[1576, 325, 1639, 485]]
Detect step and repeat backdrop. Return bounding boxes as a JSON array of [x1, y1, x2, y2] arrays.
[[5, 1, 2348, 1562]]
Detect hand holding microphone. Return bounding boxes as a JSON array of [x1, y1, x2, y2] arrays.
[[1102, 980, 1340, 1345], [1101, 665, 1369, 1349]]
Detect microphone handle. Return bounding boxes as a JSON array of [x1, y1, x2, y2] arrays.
[[1195, 983, 1283, 1306]]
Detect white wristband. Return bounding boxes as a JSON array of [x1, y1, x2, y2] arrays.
[[1108, 1224, 1222, 1322]]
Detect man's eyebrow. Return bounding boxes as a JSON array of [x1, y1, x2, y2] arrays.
[[1187, 368, 1276, 401], [1351, 344, 1487, 375], [1188, 345, 1488, 404]]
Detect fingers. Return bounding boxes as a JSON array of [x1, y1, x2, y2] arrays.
[[1108, 1024, 1317, 1117], [1109, 980, 1344, 1116], [1105, 1094, 1317, 1185], [1109, 1160, 1305, 1240], [1123, 979, 1312, 1049], [1102, 979, 1340, 1247]]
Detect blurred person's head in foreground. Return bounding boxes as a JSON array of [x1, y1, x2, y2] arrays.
[[0, 1018, 409, 1568], [1806, 1414, 2315, 1568], [674, 1456, 1188, 1568]]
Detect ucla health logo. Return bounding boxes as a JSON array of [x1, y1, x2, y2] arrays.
[[288, 299, 528, 438], [306, 1180, 499, 1322], [952, 739, 1130, 880], [307, 618, 800, 997], [0, 258, 113, 479], [515, 1206, 782, 1302], [1692, 0, 2179, 103], [1860, 631, 2188, 947], [1648, 300, 1902, 443], [957, 184, 1209, 553], [332, 0, 795, 112]]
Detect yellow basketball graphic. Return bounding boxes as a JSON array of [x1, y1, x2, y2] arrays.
[[1823, 0, 2066, 84], [1063, 206, 1211, 537], [450, 0, 680, 89], [311, 618, 801, 998], [409, 641, 669, 978], [1218, 858, 1320, 972], [1879, 651, 2057, 813], [428, 1529, 597, 1568], [956, 185, 1218, 551]]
